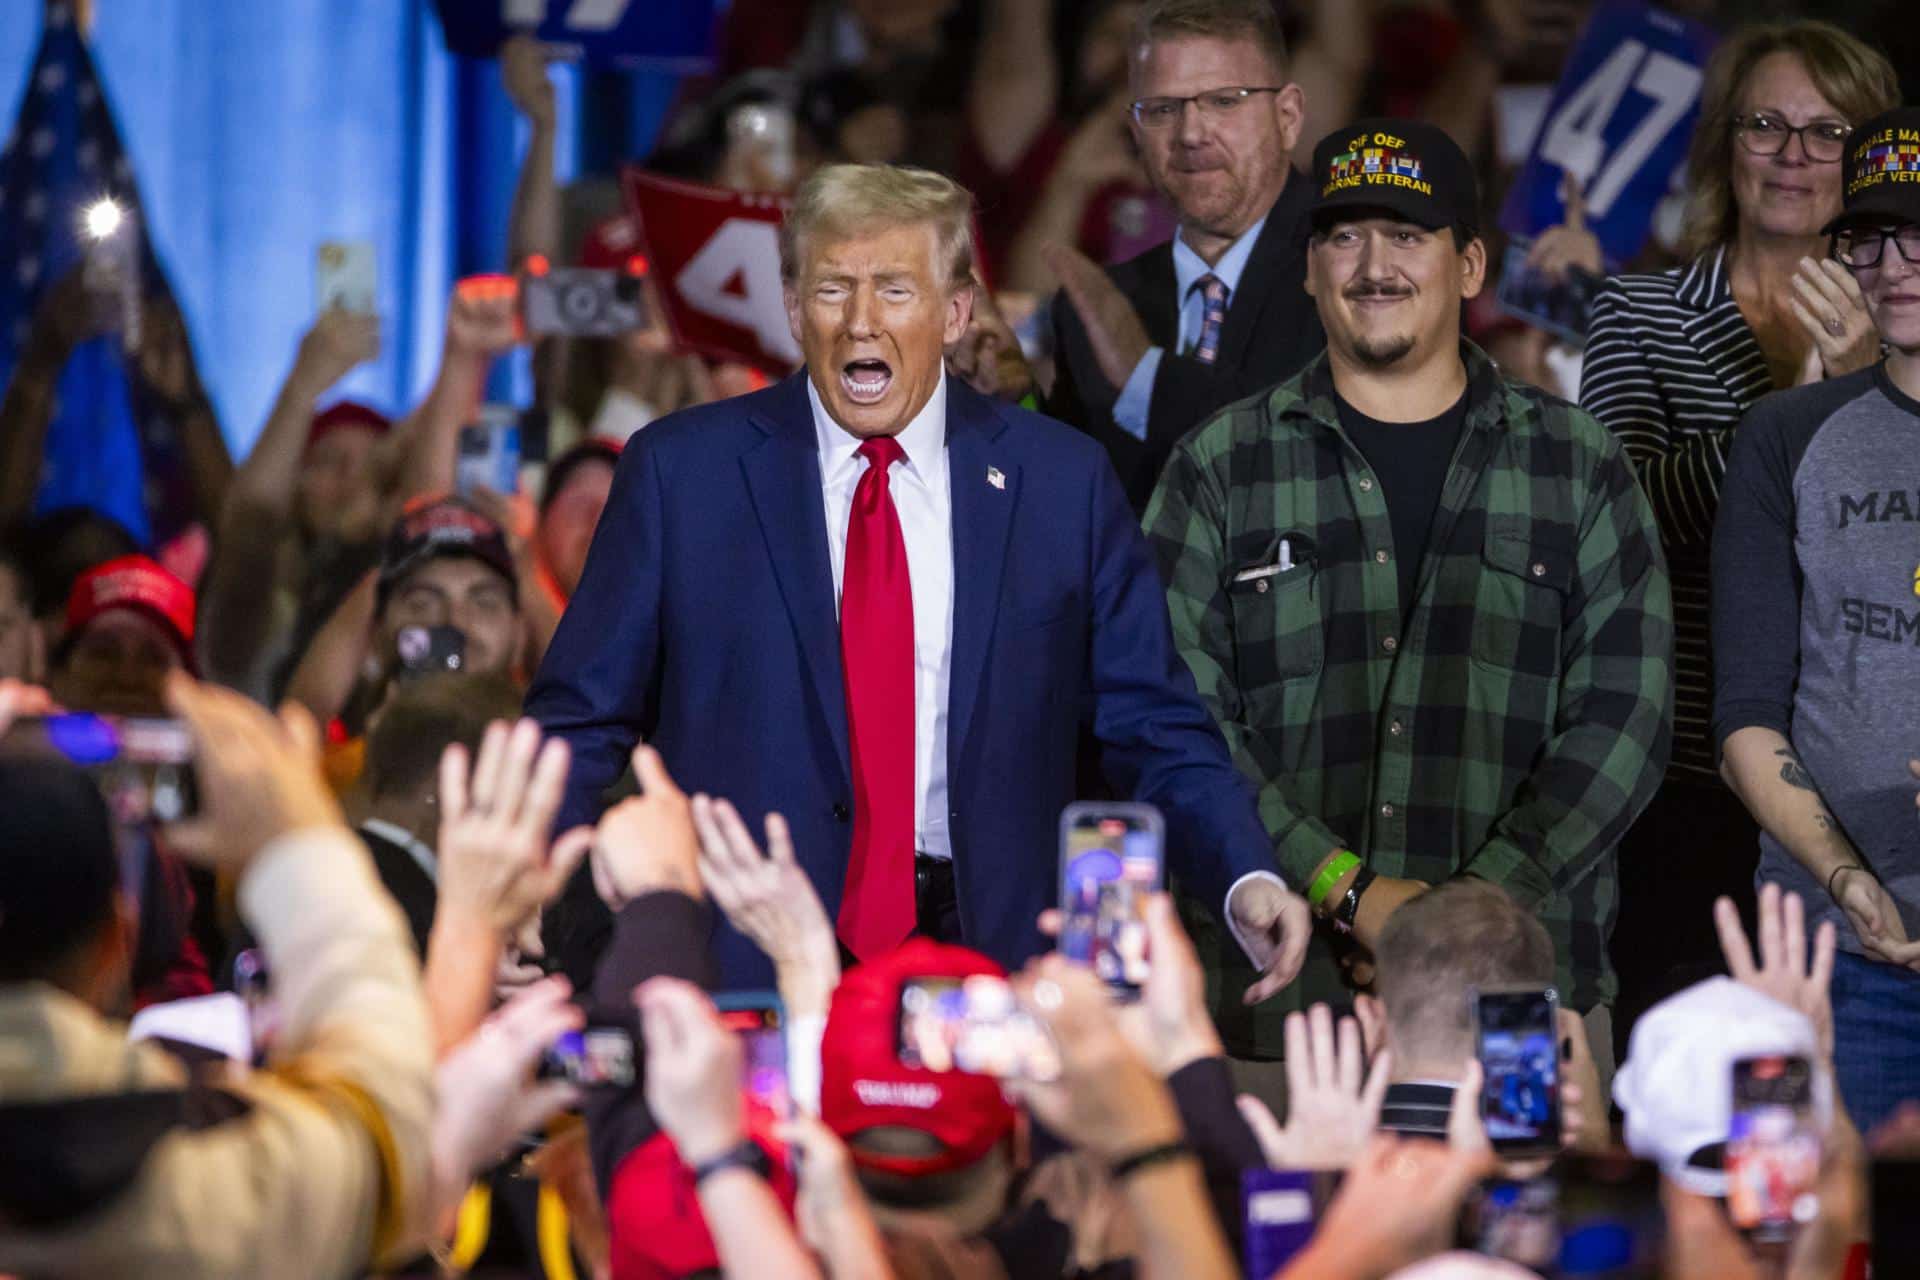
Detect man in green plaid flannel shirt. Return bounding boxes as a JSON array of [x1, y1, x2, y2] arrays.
[[1145, 118, 1672, 1063]]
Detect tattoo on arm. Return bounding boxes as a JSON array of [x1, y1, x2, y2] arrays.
[[1775, 748, 1818, 792]]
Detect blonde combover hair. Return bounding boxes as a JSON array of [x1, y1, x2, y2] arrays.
[[1681, 20, 1898, 259], [779, 164, 975, 289]]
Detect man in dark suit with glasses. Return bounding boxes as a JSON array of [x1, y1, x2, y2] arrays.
[[1046, 0, 1326, 513]]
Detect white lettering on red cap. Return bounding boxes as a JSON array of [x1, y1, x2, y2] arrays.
[[853, 1080, 941, 1110]]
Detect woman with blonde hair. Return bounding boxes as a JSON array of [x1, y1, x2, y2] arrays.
[[1578, 21, 1899, 1043]]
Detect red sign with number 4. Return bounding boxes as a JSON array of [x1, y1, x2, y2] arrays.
[[618, 169, 800, 377]]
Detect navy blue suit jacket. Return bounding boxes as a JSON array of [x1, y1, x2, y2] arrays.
[[527, 373, 1275, 987]]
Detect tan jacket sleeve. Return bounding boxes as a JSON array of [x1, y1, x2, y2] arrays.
[[24, 827, 435, 1280]]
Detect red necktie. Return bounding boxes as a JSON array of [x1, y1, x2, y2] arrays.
[[836, 435, 917, 960]]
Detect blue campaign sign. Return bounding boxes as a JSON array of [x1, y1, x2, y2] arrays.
[[1499, 0, 1718, 265], [434, 0, 719, 71]]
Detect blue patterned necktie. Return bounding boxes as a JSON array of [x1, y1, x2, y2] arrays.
[[1193, 273, 1229, 364]]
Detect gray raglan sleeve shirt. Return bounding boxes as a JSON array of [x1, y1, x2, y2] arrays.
[[1713, 365, 1920, 954]]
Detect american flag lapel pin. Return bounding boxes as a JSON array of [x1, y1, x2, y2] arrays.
[[987, 466, 1005, 490]]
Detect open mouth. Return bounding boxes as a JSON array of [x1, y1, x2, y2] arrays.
[[841, 358, 893, 405]]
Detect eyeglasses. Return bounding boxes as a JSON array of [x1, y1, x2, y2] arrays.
[[1129, 86, 1283, 129], [1732, 112, 1851, 163], [1833, 225, 1920, 269]]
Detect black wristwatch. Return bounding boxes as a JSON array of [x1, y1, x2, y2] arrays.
[[689, 1137, 771, 1186], [1331, 868, 1377, 937]]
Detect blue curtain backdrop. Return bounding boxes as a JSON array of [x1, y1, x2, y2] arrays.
[[0, 0, 680, 480]]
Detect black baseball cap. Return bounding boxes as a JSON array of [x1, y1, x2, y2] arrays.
[[377, 496, 518, 608], [1822, 108, 1920, 236], [1309, 118, 1480, 239], [0, 756, 119, 979]]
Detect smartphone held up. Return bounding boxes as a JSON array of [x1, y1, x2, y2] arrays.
[[1726, 1053, 1821, 1243], [897, 975, 1061, 1082], [716, 991, 793, 1120], [0, 712, 198, 825], [1057, 801, 1164, 998], [1472, 985, 1561, 1154]]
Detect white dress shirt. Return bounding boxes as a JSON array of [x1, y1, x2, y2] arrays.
[[1112, 211, 1271, 439], [808, 374, 1287, 957], [808, 374, 955, 861]]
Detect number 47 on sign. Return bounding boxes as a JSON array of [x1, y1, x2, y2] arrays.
[[1501, 0, 1717, 267]]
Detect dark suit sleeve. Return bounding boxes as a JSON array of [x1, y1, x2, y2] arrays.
[[1144, 339, 1317, 452], [525, 437, 667, 834], [1080, 450, 1276, 909], [1043, 287, 1112, 430]]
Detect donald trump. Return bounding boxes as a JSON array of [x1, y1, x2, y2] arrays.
[[529, 163, 1308, 1000]]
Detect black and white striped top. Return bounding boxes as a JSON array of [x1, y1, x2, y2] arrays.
[[1581, 248, 1774, 780]]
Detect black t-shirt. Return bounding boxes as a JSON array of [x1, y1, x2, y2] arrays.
[[1334, 389, 1469, 620]]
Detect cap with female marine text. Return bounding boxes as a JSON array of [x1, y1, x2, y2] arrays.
[[1310, 118, 1481, 238], [1823, 107, 1920, 235]]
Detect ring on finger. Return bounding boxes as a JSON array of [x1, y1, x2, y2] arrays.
[[1825, 315, 1845, 338]]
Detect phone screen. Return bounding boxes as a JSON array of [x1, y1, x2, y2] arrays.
[[0, 713, 199, 824], [394, 624, 467, 683], [316, 240, 376, 314], [539, 1025, 636, 1087], [897, 975, 1061, 1081], [454, 406, 521, 498], [1472, 1177, 1561, 1271], [717, 994, 791, 1120], [1727, 1054, 1820, 1241], [1474, 987, 1560, 1151], [1471, 1161, 1664, 1275], [1058, 803, 1164, 996]]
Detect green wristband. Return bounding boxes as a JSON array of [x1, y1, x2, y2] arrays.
[[1309, 851, 1360, 910]]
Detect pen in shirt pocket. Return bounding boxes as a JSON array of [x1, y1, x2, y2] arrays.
[[1232, 533, 1318, 590]]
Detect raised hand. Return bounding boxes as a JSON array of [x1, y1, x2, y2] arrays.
[[1237, 1004, 1391, 1170], [692, 795, 838, 1015], [162, 673, 343, 869], [1004, 958, 1183, 1161], [1043, 243, 1152, 390], [636, 977, 747, 1165], [1524, 172, 1604, 283], [776, 1113, 888, 1266], [446, 280, 522, 360], [1716, 882, 1838, 1057], [293, 308, 381, 394], [436, 718, 591, 935], [500, 35, 558, 130], [1123, 893, 1224, 1075], [432, 976, 583, 1191], [0, 679, 56, 737], [590, 745, 703, 909], [1286, 1132, 1495, 1277]]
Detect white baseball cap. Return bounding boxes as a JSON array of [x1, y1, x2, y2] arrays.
[[1611, 977, 1831, 1197]]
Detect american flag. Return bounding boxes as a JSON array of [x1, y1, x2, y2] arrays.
[[0, 2, 207, 547]]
